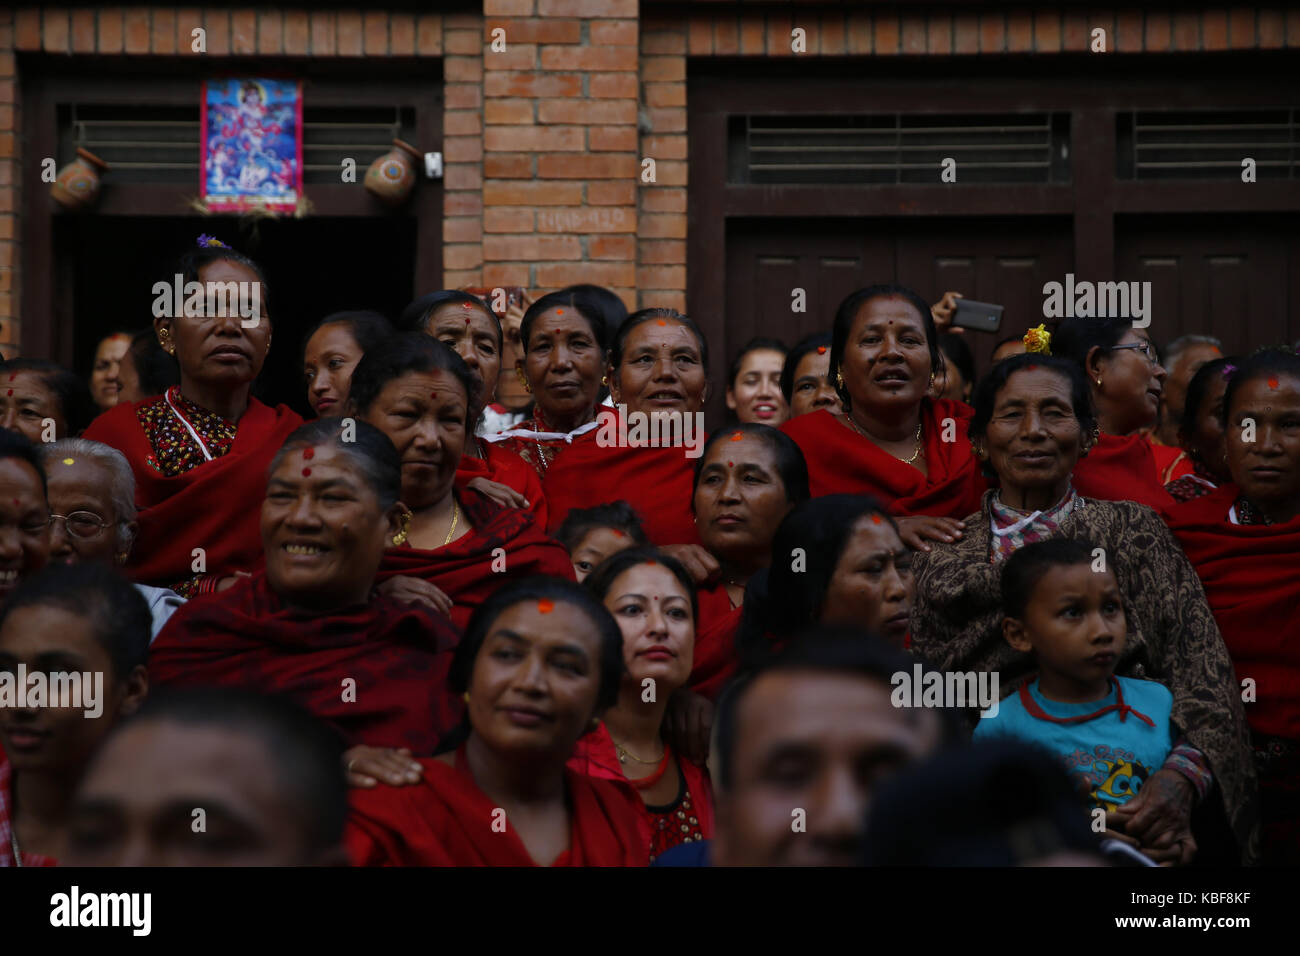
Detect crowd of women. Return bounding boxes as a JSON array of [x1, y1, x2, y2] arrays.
[[0, 233, 1295, 867]]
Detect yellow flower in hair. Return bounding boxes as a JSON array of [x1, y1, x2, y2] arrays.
[[1023, 324, 1051, 355]]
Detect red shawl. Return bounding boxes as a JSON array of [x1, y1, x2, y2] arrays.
[[1163, 484, 1300, 740], [83, 396, 303, 588], [542, 408, 701, 547], [568, 723, 715, 840], [1152, 443, 1194, 485], [148, 572, 462, 754], [457, 440, 548, 529], [689, 584, 743, 701], [376, 486, 575, 632], [346, 752, 650, 866], [1072, 432, 1174, 511], [780, 399, 988, 519]]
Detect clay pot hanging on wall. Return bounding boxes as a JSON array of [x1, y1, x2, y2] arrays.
[[51, 148, 110, 210], [364, 139, 421, 207]]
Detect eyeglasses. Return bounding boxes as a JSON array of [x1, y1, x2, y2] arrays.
[[1110, 341, 1159, 365], [49, 511, 112, 540]]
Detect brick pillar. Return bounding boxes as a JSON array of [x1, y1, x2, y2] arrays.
[[637, 17, 687, 313], [442, 11, 484, 288], [481, 0, 638, 308]]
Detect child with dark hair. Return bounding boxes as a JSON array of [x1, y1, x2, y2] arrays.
[[974, 538, 1195, 864], [554, 501, 648, 581]]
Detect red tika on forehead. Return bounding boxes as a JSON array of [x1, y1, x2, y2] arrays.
[[816, 346, 827, 354], [729, 431, 744, 441], [302, 447, 316, 460], [611, 529, 625, 537], [871, 514, 883, 524], [537, 598, 555, 614], [656, 319, 667, 326], [556, 309, 565, 316], [1269, 377, 1280, 389], [302, 468, 312, 477]]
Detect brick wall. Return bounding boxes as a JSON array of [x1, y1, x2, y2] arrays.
[[0, 5, 1294, 353]]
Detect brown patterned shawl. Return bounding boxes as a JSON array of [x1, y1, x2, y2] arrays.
[[911, 490, 1259, 863]]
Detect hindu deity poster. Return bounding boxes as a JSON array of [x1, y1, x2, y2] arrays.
[[200, 78, 303, 213]]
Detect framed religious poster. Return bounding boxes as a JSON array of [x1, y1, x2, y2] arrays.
[[200, 77, 303, 214]]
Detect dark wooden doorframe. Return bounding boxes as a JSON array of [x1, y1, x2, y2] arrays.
[[688, 54, 1300, 422], [19, 58, 443, 366]]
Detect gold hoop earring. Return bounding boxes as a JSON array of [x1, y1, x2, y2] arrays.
[[392, 511, 412, 547], [601, 374, 608, 387], [836, 370, 845, 390]]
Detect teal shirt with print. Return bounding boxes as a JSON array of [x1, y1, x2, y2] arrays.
[[974, 676, 1174, 811]]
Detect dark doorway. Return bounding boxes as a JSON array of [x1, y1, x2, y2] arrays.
[[56, 216, 416, 417]]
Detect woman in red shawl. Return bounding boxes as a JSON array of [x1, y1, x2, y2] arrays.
[[662, 422, 810, 701], [1050, 315, 1174, 510], [148, 419, 462, 756], [780, 284, 988, 551], [484, 289, 609, 478], [1163, 348, 1300, 863], [578, 549, 713, 861], [83, 238, 302, 596], [1165, 356, 1235, 502], [346, 577, 649, 866], [543, 308, 711, 547], [347, 334, 574, 630], [398, 290, 545, 525]]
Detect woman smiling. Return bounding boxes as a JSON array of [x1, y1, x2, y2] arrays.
[[781, 285, 988, 552], [345, 577, 649, 866], [148, 419, 462, 755], [911, 353, 1257, 863], [350, 335, 573, 631], [543, 308, 712, 547]]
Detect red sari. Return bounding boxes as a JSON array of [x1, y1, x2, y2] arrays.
[[346, 750, 650, 866], [689, 584, 743, 701], [780, 399, 988, 519], [148, 572, 462, 754], [568, 724, 713, 862], [1072, 432, 1175, 510], [542, 407, 700, 547], [83, 395, 303, 590], [376, 486, 575, 632], [1152, 443, 1195, 484], [1162, 485, 1300, 742], [457, 439, 548, 529]]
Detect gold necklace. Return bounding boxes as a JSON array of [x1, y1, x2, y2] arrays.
[[443, 500, 460, 546], [611, 736, 665, 765], [846, 416, 924, 464]]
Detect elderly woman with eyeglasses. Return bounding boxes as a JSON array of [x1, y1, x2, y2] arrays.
[[38, 439, 184, 640], [1050, 316, 1174, 509]]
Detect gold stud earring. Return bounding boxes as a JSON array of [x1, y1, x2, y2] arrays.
[[588, 717, 601, 732], [836, 370, 845, 389], [601, 374, 608, 387], [515, 366, 531, 393], [463, 691, 470, 704], [392, 511, 412, 547], [1095, 378, 1103, 387]]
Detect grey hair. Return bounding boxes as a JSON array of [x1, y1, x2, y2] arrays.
[[40, 438, 138, 552], [1162, 334, 1222, 369]]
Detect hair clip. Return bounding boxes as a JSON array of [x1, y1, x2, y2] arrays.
[[197, 234, 228, 249], [1023, 324, 1051, 355], [1221, 363, 1237, 378]]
